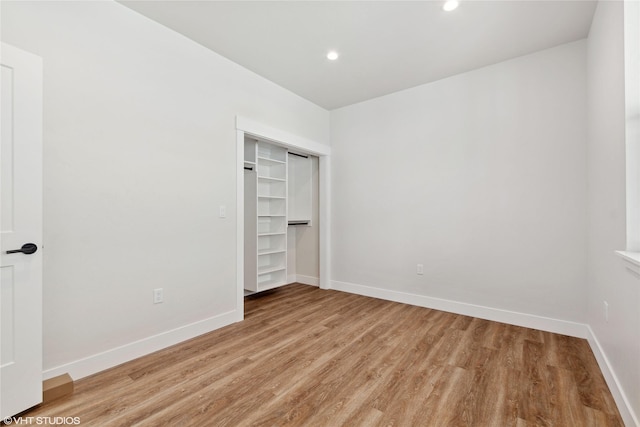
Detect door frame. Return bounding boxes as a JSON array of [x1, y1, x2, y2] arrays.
[[235, 116, 331, 320]]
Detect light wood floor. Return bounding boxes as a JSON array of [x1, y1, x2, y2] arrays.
[[23, 283, 623, 426]]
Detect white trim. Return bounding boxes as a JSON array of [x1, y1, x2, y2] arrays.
[[624, 0, 640, 253], [236, 130, 245, 321], [330, 279, 588, 338], [236, 116, 331, 300], [586, 326, 640, 427], [236, 116, 330, 157], [43, 310, 239, 381], [318, 156, 331, 290], [615, 250, 640, 276], [296, 275, 320, 286]]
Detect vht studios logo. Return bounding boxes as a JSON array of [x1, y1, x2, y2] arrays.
[[3, 416, 81, 425]]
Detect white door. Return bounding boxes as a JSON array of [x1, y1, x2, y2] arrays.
[[0, 43, 43, 418]]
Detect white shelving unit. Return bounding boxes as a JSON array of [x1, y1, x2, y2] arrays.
[[244, 138, 288, 292]]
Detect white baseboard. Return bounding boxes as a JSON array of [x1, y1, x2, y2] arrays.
[[43, 310, 240, 381], [586, 326, 639, 427], [330, 280, 588, 338], [296, 275, 319, 286]]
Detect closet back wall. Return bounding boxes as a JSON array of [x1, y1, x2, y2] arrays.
[[330, 40, 588, 324], [1, 1, 329, 378], [295, 156, 320, 282], [287, 155, 321, 285]]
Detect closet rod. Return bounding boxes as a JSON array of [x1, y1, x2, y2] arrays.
[[288, 221, 310, 225], [288, 152, 308, 159]]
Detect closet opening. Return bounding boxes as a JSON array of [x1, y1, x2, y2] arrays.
[[235, 117, 331, 319]]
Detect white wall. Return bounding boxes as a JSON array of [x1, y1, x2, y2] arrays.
[[330, 40, 588, 326], [0, 1, 329, 378], [286, 155, 320, 286], [287, 228, 297, 284], [586, 1, 640, 424], [295, 155, 320, 283]]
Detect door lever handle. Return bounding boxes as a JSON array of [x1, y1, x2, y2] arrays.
[[6, 243, 38, 255]]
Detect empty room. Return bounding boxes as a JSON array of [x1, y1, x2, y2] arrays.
[[1, 0, 638, 425]]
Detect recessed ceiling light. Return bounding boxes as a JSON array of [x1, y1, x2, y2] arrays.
[[327, 51, 339, 61], [443, 0, 459, 11]]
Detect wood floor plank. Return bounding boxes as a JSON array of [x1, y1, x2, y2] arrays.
[[241, 303, 419, 426], [21, 284, 624, 426]]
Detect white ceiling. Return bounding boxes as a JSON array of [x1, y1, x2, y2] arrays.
[[119, 1, 597, 110]]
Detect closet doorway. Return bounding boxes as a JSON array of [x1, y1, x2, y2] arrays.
[[235, 117, 331, 319]]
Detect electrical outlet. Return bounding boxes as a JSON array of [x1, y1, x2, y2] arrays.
[[219, 205, 226, 218], [417, 264, 424, 275], [604, 301, 609, 323], [154, 288, 164, 304]]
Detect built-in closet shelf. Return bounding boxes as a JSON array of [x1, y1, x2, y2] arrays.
[[256, 278, 287, 292], [258, 214, 286, 217], [258, 249, 286, 256], [258, 266, 286, 275], [258, 195, 286, 199], [258, 176, 285, 182], [258, 232, 286, 237], [257, 156, 286, 165]]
